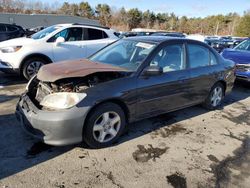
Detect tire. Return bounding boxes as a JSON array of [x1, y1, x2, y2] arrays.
[[22, 57, 47, 80], [203, 82, 225, 110], [83, 103, 126, 149]]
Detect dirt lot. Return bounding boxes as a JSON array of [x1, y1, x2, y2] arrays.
[[0, 71, 249, 188]]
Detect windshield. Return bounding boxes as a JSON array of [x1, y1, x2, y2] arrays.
[[89, 39, 156, 71], [31, 25, 61, 40], [234, 40, 250, 51]]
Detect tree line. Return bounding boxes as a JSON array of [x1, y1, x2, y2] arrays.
[[0, 0, 250, 36]]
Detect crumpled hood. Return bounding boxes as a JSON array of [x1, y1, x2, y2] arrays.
[[37, 59, 128, 82], [0, 37, 34, 48], [222, 48, 250, 65]]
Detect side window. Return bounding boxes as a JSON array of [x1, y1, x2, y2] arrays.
[[150, 44, 184, 73], [187, 44, 209, 68], [65, 27, 83, 41], [53, 29, 68, 41], [210, 52, 218, 65], [7, 26, 17, 32], [85, 28, 108, 40], [49, 27, 83, 42], [0, 25, 6, 32]]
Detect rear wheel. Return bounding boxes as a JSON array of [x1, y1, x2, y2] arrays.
[[83, 103, 126, 148], [22, 57, 47, 80], [203, 83, 225, 110]]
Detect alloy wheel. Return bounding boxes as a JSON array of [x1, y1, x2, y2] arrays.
[[26, 61, 44, 78], [210, 86, 223, 107], [93, 111, 121, 143]]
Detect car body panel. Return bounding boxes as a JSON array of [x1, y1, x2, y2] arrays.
[[221, 47, 250, 81], [222, 48, 250, 64], [52, 41, 87, 62], [136, 69, 191, 119], [37, 59, 128, 82], [16, 94, 91, 146]]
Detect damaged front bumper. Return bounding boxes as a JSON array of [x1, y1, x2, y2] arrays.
[[15, 94, 91, 146]]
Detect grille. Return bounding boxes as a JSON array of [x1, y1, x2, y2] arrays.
[[236, 64, 248, 72]]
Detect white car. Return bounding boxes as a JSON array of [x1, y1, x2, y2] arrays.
[[0, 23, 118, 79]]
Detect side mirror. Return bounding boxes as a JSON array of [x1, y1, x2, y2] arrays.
[[142, 65, 163, 77], [55, 36, 65, 46]]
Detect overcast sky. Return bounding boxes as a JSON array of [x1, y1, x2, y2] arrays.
[[45, 0, 250, 17]]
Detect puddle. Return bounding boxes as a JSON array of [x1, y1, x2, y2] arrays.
[[132, 144, 168, 162], [166, 172, 187, 188], [207, 155, 219, 163], [26, 142, 53, 156], [151, 124, 187, 139]]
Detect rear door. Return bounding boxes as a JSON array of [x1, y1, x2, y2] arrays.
[[136, 42, 192, 119], [186, 42, 220, 102], [83, 28, 115, 57]]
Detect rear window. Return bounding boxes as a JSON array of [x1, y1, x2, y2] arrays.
[[6, 26, 17, 32], [187, 44, 209, 68], [84, 28, 108, 40]]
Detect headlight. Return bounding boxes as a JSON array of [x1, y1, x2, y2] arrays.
[[0, 46, 22, 53], [245, 67, 250, 72], [40, 92, 87, 110]]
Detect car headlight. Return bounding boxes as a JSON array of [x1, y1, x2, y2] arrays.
[[245, 67, 250, 72], [40, 92, 87, 110], [0, 46, 22, 53]]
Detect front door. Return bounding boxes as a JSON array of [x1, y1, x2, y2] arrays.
[[136, 43, 191, 119], [52, 27, 86, 62]]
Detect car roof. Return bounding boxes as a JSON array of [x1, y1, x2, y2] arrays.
[[0, 23, 22, 27], [124, 36, 198, 44], [54, 23, 110, 30]]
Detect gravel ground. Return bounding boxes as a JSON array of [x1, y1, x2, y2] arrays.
[[0, 71, 249, 188]]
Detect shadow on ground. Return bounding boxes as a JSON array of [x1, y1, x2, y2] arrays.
[[0, 71, 26, 86], [0, 114, 75, 180]]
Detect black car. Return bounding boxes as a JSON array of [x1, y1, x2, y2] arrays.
[[25, 26, 45, 37], [151, 32, 186, 38], [119, 31, 153, 38], [16, 37, 235, 148], [0, 23, 25, 42]]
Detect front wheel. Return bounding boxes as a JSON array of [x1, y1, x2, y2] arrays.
[[22, 57, 47, 80], [83, 103, 126, 149], [203, 83, 225, 110]]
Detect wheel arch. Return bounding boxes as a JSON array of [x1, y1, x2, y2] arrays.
[[84, 98, 130, 128], [213, 80, 227, 94], [20, 53, 53, 72]]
